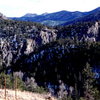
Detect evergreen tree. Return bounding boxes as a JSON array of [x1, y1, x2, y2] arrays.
[[82, 62, 99, 100]]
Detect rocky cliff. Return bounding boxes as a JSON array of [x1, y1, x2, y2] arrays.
[[0, 19, 57, 69], [0, 19, 100, 70]]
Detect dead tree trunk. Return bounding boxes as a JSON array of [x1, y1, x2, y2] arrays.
[[4, 75, 6, 100]]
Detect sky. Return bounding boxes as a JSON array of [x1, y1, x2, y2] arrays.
[[0, 0, 100, 17]]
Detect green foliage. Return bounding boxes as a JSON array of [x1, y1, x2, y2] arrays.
[[82, 62, 99, 100], [23, 77, 47, 93], [0, 18, 100, 99], [58, 96, 73, 100], [32, 86, 47, 94], [25, 84, 47, 93], [0, 72, 12, 89], [79, 97, 86, 100], [0, 73, 25, 90], [0, 73, 47, 93], [0, 19, 45, 41], [14, 76, 25, 91], [25, 83, 47, 93]]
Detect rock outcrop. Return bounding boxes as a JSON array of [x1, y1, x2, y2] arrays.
[[40, 27, 57, 44], [0, 20, 57, 67], [0, 13, 7, 20]]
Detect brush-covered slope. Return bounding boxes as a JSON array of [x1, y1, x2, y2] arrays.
[[62, 7, 100, 25]]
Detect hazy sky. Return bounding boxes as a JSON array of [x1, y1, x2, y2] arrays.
[[0, 0, 100, 17]]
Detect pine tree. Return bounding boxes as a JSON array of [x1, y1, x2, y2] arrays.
[[82, 62, 98, 100]]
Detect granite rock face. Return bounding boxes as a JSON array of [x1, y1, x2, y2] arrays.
[[0, 18, 100, 68], [40, 27, 57, 44], [0, 20, 57, 67]]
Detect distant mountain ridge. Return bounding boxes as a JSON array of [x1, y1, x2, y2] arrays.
[[22, 13, 38, 17], [10, 7, 100, 26], [21, 10, 87, 20], [62, 7, 100, 25]]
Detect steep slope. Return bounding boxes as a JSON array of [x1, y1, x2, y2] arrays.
[[0, 16, 100, 99], [88, 7, 100, 14], [0, 19, 57, 68], [0, 19, 100, 69], [62, 7, 100, 25]]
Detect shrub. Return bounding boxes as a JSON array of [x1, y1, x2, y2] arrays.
[[24, 77, 47, 93], [0, 72, 12, 89], [0, 72, 25, 90]]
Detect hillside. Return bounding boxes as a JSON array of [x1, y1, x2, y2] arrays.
[[0, 14, 100, 100], [0, 18, 100, 69], [0, 89, 56, 100], [62, 7, 100, 25]]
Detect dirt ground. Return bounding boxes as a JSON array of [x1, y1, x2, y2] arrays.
[[0, 89, 57, 100]]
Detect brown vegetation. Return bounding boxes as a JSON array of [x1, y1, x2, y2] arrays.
[[0, 89, 57, 100]]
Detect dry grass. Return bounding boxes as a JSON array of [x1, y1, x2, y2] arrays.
[[0, 89, 57, 100]]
